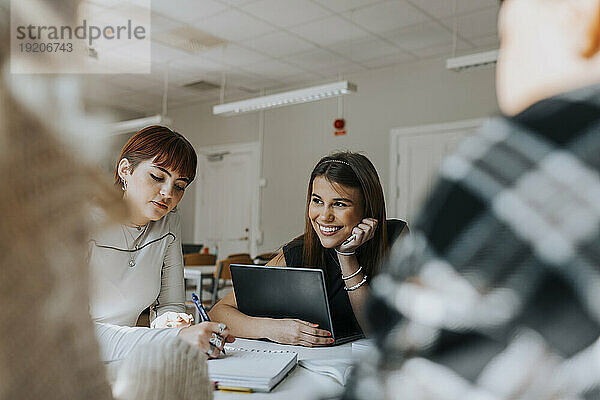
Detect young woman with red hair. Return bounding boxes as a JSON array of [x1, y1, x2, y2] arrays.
[[88, 126, 233, 363]]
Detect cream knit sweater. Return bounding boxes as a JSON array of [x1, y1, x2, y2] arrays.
[[0, 1, 211, 399]]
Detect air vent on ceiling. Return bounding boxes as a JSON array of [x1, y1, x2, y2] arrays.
[[182, 80, 221, 91], [154, 26, 226, 54]]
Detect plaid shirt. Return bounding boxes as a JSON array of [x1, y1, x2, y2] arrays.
[[344, 84, 600, 400]]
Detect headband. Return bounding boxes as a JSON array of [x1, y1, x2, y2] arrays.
[[320, 159, 350, 167]]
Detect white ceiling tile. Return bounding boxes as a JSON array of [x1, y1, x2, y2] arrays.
[[80, 2, 115, 22], [288, 15, 370, 46], [441, 7, 499, 39], [243, 0, 332, 28], [150, 63, 177, 80], [279, 72, 325, 88], [169, 99, 201, 108], [219, 0, 257, 5], [127, 0, 153, 8], [408, 0, 499, 19], [168, 86, 209, 100], [138, 85, 167, 96], [319, 63, 367, 77], [202, 44, 268, 67], [383, 21, 452, 51], [88, 0, 124, 8], [221, 88, 261, 101], [145, 65, 173, 81], [168, 54, 224, 73], [217, 69, 281, 91], [83, 79, 135, 102], [242, 59, 306, 80], [362, 51, 415, 69], [167, 55, 225, 83], [151, 42, 190, 63], [241, 31, 315, 58], [239, 78, 282, 91], [109, 97, 149, 114], [234, 86, 265, 95], [328, 36, 399, 62], [191, 9, 277, 41], [151, 0, 227, 23], [349, 1, 428, 33], [209, 68, 251, 85], [106, 74, 164, 100], [107, 74, 160, 91], [118, 92, 162, 110], [470, 33, 499, 49], [284, 47, 350, 72], [314, 0, 384, 13], [150, 12, 184, 35], [411, 39, 470, 59]]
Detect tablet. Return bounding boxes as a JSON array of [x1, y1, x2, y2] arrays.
[[230, 264, 363, 344]]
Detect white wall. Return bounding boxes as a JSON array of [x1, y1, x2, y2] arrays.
[[171, 56, 500, 252]]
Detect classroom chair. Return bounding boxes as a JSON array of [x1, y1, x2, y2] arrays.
[[253, 252, 278, 265], [184, 253, 217, 310], [183, 253, 216, 266], [211, 253, 254, 306]]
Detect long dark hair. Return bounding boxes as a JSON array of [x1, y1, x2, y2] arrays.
[[302, 151, 388, 278], [114, 125, 197, 189]]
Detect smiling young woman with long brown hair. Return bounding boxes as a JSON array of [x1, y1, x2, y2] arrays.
[[210, 151, 408, 346]]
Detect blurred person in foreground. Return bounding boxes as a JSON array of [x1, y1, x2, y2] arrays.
[[344, 0, 600, 399], [0, 0, 116, 397], [0, 0, 214, 399]]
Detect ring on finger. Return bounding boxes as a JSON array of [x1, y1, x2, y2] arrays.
[[209, 333, 223, 349], [207, 343, 216, 355], [217, 322, 226, 335]]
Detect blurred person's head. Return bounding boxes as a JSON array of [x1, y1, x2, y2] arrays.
[[497, 0, 600, 115], [303, 151, 388, 277], [115, 125, 197, 226], [0, 1, 120, 398]]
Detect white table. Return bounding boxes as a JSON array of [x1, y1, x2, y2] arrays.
[[214, 338, 354, 400], [184, 265, 216, 320]]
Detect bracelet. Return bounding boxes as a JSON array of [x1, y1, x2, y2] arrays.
[[335, 248, 355, 256], [344, 275, 368, 291], [341, 266, 363, 280]]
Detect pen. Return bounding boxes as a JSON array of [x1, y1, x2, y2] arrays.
[[191, 293, 225, 355], [191, 293, 210, 321], [217, 386, 253, 393]]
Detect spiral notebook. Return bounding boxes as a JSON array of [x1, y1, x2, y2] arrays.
[[207, 340, 298, 392]]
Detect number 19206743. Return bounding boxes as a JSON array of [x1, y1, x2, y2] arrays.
[[19, 42, 73, 52]]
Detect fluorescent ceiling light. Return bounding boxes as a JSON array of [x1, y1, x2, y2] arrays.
[[446, 50, 499, 72], [107, 114, 172, 135], [213, 80, 357, 116]]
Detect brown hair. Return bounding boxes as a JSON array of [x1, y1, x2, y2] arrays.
[[114, 125, 197, 188], [302, 151, 388, 278]]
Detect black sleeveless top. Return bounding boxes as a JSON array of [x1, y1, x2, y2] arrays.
[[282, 219, 407, 338]]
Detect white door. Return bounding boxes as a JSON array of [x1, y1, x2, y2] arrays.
[[389, 119, 485, 224], [194, 143, 259, 259]]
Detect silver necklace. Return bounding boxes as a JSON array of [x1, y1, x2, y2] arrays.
[[120, 224, 147, 268]]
